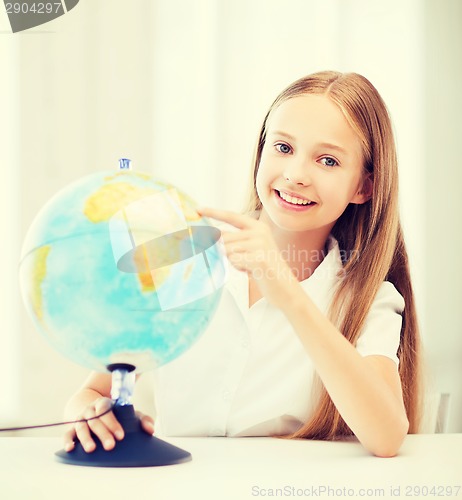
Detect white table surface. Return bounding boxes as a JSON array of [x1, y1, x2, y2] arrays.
[[0, 434, 461, 500]]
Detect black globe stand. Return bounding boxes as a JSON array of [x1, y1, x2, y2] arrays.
[[55, 364, 192, 467]]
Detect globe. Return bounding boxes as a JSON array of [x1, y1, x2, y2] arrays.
[[19, 168, 227, 375]]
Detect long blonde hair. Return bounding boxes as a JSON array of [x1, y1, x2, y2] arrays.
[[247, 71, 422, 439]]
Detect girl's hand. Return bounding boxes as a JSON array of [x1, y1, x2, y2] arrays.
[[198, 207, 299, 308], [62, 397, 155, 453]]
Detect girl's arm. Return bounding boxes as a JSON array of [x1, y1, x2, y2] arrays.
[[63, 371, 154, 453], [199, 207, 408, 457], [280, 287, 409, 457]]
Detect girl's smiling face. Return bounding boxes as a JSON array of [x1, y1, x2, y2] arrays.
[[256, 94, 371, 235]]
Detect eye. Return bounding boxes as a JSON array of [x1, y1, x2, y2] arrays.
[[319, 156, 339, 168], [275, 143, 292, 154]]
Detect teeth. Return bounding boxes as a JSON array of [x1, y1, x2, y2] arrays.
[[279, 191, 312, 205]]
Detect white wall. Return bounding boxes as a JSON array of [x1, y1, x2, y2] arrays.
[[1, 0, 460, 434], [0, 30, 21, 421], [422, 0, 462, 433]]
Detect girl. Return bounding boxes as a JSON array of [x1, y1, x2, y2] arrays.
[[63, 70, 421, 457]]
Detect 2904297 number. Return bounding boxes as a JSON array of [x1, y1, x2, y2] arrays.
[[5, 3, 63, 14], [405, 485, 461, 496]]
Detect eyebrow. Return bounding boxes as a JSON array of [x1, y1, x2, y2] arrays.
[[268, 130, 296, 141], [268, 130, 348, 155], [317, 142, 348, 155]]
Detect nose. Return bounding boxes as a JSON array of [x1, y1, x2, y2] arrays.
[[283, 158, 312, 186]]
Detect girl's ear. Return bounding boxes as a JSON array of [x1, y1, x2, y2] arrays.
[[351, 174, 373, 205]]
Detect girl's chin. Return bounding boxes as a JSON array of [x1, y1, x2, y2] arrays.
[[261, 208, 316, 232]]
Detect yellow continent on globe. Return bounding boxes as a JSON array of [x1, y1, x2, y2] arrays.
[[31, 245, 51, 321]]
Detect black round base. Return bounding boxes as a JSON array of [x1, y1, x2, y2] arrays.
[[55, 405, 191, 467]]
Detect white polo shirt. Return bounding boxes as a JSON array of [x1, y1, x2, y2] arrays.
[[153, 236, 404, 437]]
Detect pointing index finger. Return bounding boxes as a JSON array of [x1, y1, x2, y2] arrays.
[[198, 207, 255, 230]]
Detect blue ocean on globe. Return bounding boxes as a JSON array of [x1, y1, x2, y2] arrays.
[[19, 169, 227, 373]]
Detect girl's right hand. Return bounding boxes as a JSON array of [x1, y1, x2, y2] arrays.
[[63, 397, 155, 453]]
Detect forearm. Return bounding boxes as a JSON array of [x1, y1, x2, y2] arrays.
[[280, 280, 408, 457], [64, 387, 106, 421], [64, 372, 112, 420]]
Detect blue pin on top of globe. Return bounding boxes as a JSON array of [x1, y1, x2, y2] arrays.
[[118, 158, 132, 170], [19, 160, 227, 467]]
